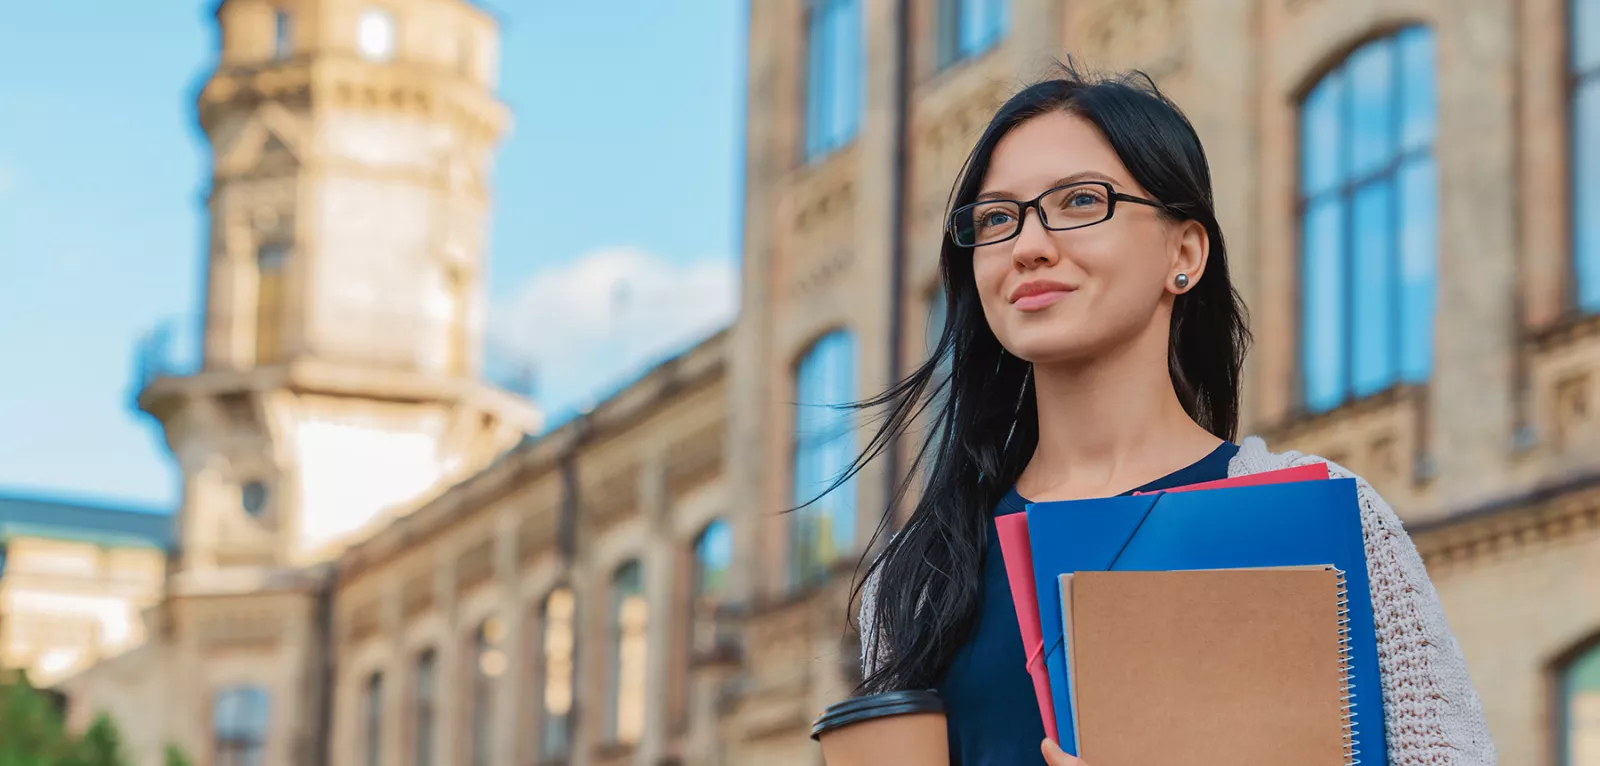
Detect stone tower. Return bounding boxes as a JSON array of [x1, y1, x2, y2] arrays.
[[139, 0, 538, 575]]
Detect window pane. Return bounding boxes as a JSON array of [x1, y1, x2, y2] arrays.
[[792, 331, 857, 583], [213, 686, 270, 766], [804, 0, 860, 160], [609, 562, 647, 744], [365, 674, 383, 766], [926, 289, 948, 360], [414, 651, 435, 766], [824, 1, 841, 152], [1301, 198, 1346, 412], [832, 1, 861, 150], [1577, 80, 1600, 311], [1350, 179, 1397, 397], [1397, 156, 1437, 382], [540, 590, 574, 760], [1300, 73, 1343, 197], [1576, 0, 1600, 74], [804, 5, 828, 159], [936, 0, 960, 68], [273, 12, 292, 60], [695, 520, 732, 597], [959, 0, 986, 56], [1398, 27, 1436, 153], [1347, 39, 1397, 179]]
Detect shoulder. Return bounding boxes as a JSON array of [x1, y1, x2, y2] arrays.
[[1230, 435, 1340, 477], [1229, 435, 1401, 527]]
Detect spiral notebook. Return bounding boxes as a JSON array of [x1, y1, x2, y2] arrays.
[[1059, 567, 1356, 766]]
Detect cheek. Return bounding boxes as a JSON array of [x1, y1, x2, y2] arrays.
[[971, 252, 1012, 311]]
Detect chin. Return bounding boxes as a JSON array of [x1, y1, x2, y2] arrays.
[[1004, 334, 1103, 366]]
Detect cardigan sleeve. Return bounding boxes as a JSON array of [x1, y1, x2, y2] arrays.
[[1272, 447, 1498, 765]]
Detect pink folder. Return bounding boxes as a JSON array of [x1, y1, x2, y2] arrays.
[[995, 462, 1331, 743]]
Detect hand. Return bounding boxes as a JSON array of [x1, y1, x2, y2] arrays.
[[1041, 738, 1090, 765]]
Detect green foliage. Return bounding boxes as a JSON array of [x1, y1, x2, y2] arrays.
[[163, 744, 193, 766], [0, 671, 173, 766]]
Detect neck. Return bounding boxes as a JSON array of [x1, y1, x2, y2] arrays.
[[1016, 321, 1222, 501]]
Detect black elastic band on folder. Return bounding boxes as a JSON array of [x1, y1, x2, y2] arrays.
[[1036, 492, 1169, 667], [1105, 491, 1165, 570]]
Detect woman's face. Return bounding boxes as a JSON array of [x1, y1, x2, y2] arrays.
[[968, 111, 1206, 365]]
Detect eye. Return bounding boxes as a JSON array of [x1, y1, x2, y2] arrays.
[[1065, 190, 1102, 207], [979, 210, 1015, 228]]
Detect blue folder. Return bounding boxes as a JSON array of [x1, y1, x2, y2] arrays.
[[1026, 478, 1386, 766]]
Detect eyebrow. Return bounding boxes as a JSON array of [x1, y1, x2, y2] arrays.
[[975, 171, 1123, 202]]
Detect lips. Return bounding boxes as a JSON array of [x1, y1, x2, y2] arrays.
[[1009, 280, 1076, 311]]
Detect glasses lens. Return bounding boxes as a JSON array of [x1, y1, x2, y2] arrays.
[[1040, 183, 1112, 229], [952, 200, 1022, 246]]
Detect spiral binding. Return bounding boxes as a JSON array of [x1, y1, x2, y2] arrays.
[[1332, 566, 1361, 766]]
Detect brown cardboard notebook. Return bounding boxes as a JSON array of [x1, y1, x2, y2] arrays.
[[1062, 568, 1354, 766]]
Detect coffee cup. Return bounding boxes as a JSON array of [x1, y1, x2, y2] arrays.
[[811, 689, 949, 766]]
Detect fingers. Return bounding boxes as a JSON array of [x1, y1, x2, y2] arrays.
[[1041, 738, 1086, 766]]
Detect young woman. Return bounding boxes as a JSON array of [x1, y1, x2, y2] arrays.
[[845, 66, 1497, 766]]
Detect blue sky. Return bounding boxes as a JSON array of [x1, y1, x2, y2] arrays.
[[0, 1, 746, 509]]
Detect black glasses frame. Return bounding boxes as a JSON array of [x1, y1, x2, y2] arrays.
[[946, 180, 1167, 247]]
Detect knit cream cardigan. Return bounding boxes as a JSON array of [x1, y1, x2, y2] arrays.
[[858, 436, 1498, 765]]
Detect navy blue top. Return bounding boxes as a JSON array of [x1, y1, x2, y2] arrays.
[[933, 441, 1240, 765]]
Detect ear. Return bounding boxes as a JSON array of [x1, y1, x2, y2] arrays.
[[1168, 218, 1210, 295]]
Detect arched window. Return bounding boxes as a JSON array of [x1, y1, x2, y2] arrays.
[[1297, 26, 1437, 413], [272, 11, 292, 60], [792, 330, 859, 585], [538, 588, 576, 761], [694, 520, 733, 601], [412, 648, 437, 766], [804, 0, 863, 161], [363, 672, 382, 766], [936, 0, 1008, 71], [469, 617, 506, 766], [212, 685, 270, 766], [1563, 639, 1600, 764], [608, 560, 649, 745], [1573, 0, 1600, 309]]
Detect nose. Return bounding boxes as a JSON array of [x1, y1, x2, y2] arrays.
[[1010, 206, 1060, 271]]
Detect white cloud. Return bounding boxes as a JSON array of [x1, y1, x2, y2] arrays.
[[489, 247, 738, 421]]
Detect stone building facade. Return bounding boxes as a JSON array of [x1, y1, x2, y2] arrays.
[[52, 0, 1600, 765], [0, 495, 169, 689]]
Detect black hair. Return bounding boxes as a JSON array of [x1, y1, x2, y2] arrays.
[[838, 62, 1252, 694]]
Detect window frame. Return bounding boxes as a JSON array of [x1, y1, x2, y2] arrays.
[[211, 684, 270, 766], [1293, 26, 1438, 414], [363, 672, 383, 766], [1569, 0, 1600, 312], [934, 0, 1008, 72], [606, 560, 648, 747], [272, 10, 292, 60], [412, 648, 437, 766], [801, 0, 863, 163], [1555, 633, 1600, 765], [467, 618, 504, 766], [789, 329, 860, 587], [536, 587, 576, 763]]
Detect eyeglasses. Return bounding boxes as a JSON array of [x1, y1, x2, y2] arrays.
[[947, 180, 1167, 248]]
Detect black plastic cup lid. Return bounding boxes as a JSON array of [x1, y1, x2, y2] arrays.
[[810, 689, 945, 741]]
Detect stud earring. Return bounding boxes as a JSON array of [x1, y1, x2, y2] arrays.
[[1174, 273, 1190, 290]]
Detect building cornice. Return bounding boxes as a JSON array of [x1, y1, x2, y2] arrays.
[[1411, 470, 1600, 567], [337, 329, 730, 579]]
